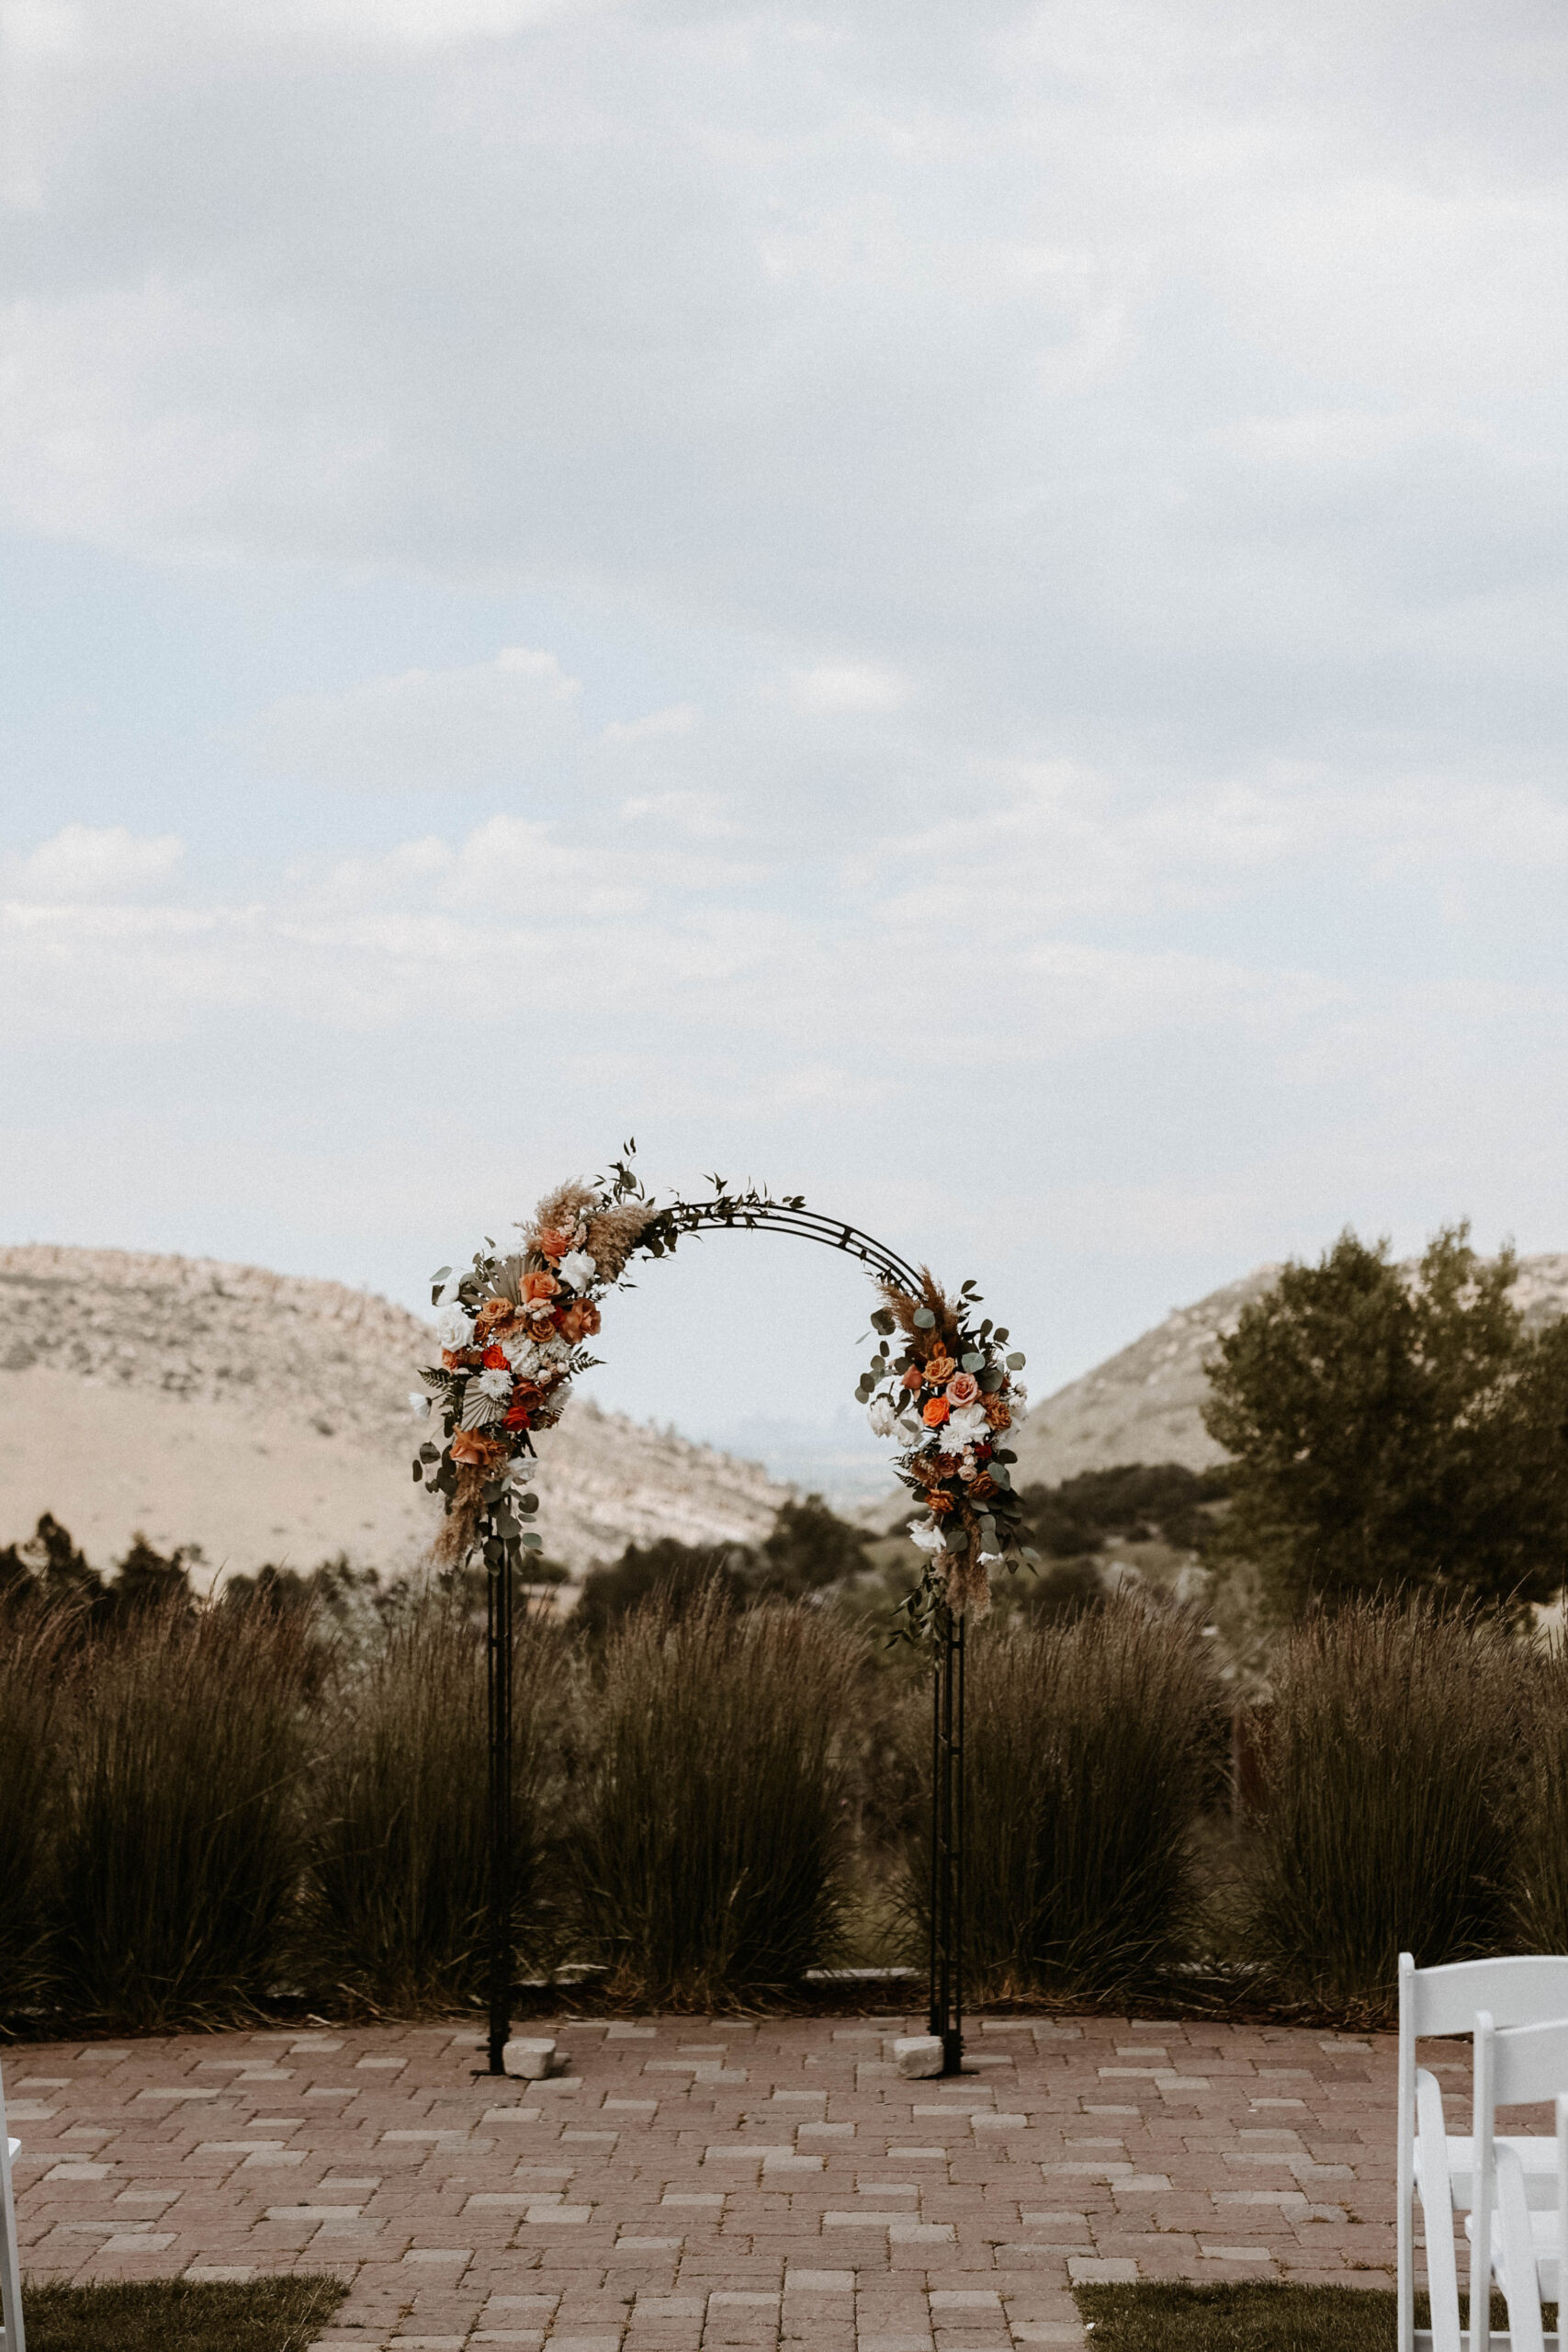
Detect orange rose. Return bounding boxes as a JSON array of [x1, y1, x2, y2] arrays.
[[505, 1385, 540, 1430], [924, 1352, 956, 1388], [946, 1371, 978, 1407], [450, 1427, 506, 1468], [474, 1297, 518, 1341], [482, 1344, 510, 1371], [901, 1364, 923, 1393], [969, 1472, 997, 1501], [523, 1270, 559, 1303], [927, 1491, 955, 1516], [536, 1228, 574, 1262], [922, 1396, 950, 1427]]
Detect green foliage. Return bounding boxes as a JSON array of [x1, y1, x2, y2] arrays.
[[754, 1493, 870, 1596], [572, 1493, 871, 1641], [51, 1600, 317, 2029], [1203, 1223, 1568, 1614], [572, 1582, 861, 2003], [1246, 1597, 1522, 2013], [1510, 1641, 1568, 1951], [302, 1591, 561, 2008], [21, 2272, 347, 2352], [903, 1596, 1220, 2000], [1021, 1464, 1227, 1560]]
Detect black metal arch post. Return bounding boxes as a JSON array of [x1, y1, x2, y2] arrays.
[[485, 1200, 965, 2077]]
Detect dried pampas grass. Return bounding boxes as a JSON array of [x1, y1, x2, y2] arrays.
[[432, 1466, 487, 1569], [522, 1179, 600, 1261], [586, 1200, 659, 1281], [875, 1267, 961, 1351]]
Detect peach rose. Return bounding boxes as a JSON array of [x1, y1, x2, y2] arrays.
[[559, 1300, 603, 1344], [536, 1228, 575, 1262], [450, 1427, 506, 1468], [522, 1271, 558, 1304], [922, 1396, 950, 1427], [474, 1297, 518, 1341], [924, 1352, 956, 1387], [946, 1371, 978, 1407], [442, 1347, 481, 1370]]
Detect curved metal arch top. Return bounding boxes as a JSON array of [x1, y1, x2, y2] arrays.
[[664, 1198, 926, 1296]]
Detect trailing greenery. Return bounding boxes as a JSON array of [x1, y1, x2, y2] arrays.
[[20, 2273, 347, 2352], [1246, 1596, 1524, 2013], [903, 1594, 1222, 2000], [1203, 1222, 1568, 1614], [572, 1582, 863, 2003]]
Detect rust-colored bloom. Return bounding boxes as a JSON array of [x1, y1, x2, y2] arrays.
[[981, 1395, 1012, 1430], [442, 1347, 481, 1370], [901, 1364, 923, 1393], [450, 1426, 506, 1468], [558, 1299, 602, 1344], [924, 1352, 957, 1388], [474, 1297, 519, 1341], [505, 1385, 541, 1430], [482, 1344, 511, 1370], [927, 1490, 955, 1516], [922, 1396, 950, 1428], [946, 1371, 978, 1408], [969, 1472, 997, 1501]]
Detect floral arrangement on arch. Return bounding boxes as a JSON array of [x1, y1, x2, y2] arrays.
[[412, 1157, 664, 1571], [855, 1272, 1033, 1625]]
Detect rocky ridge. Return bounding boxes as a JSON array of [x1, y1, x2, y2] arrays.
[[0, 1245, 789, 1583]]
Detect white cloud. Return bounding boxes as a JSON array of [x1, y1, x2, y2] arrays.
[[786, 662, 912, 716], [4, 824, 185, 901], [254, 649, 581, 789]]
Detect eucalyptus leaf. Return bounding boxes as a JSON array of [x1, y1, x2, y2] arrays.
[[521, 1532, 543, 1552], [520, 1493, 540, 1514], [871, 1308, 895, 1335], [978, 1367, 1004, 1392], [913, 1307, 936, 1329], [962, 1351, 984, 1373], [1007, 1352, 1025, 1369], [411, 1460, 423, 1482]]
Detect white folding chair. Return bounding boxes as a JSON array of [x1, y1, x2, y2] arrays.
[[1400, 1953, 1568, 2352], [0, 2058, 25, 2352], [1466, 2010, 1568, 2352]]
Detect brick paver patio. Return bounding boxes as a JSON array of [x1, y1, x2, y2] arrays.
[[7, 2012, 1410, 2347]]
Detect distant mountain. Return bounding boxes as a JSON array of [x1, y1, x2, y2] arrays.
[[0, 1246, 789, 1584], [1011, 1251, 1568, 1487]]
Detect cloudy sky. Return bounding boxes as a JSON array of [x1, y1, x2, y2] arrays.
[[3, 0, 1565, 1456]]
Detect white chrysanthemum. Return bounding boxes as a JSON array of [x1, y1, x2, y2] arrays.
[[502, 1333, 541, 1374], [540, 1338, 572, 1365], [867, 1397, 897, 1438], [1009, 1382, 1028, 1412], [908, 1518, 944, 1555], [408, 1392, 429, 1416], [478, 1367, 513, 1402], [558, 1249, 597, 1293], [435, 1305, 474, 1351]]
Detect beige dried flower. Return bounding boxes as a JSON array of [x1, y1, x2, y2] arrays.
[[585, 1200, 659, 1281]]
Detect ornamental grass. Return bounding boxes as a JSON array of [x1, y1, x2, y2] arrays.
[[571, 1582, 863, 2005], [0, 1603, 71, 2011], [1245, 1596, 1523, 2015], [1509, 1637, 1568, 1951], [51, 1598, 317, 2030], [902, 1593, 1220, 2001], [301, 1588, 563, 2010]]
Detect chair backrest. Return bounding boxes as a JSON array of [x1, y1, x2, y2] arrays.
[[1397, 1955, 1568, 2352], [1472, 2014, 1568, 2352]]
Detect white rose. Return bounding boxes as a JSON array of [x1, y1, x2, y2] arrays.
[[558, 1249, 598, 1293], [867, 1397, 897, 1438], [908, 1518, 945, 1555], [947, 1402, 991, 1448], [478, 1367, 513, 1402], [435, 1305, 474, 1351], [436, 1275, 464, 1307]]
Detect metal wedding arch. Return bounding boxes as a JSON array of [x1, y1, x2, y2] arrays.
[[480, 1197, 970, 2079]]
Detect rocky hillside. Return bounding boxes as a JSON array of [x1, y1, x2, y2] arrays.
[[0, 1246, 788, 1585], [1012, 1251, 1568, 1487]]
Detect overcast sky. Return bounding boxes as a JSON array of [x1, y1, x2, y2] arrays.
[[2, 0, 1565, 1447]]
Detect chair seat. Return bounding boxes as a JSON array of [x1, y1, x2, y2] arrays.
[[3, 2142, 14, 2162], [1468, 2203, 1565, 2301], [1421, 2132, 1560, 2210]]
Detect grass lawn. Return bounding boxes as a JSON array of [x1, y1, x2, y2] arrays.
[[1072, 2283, 1537, 2348], [20, 2272, 348, 2350]]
